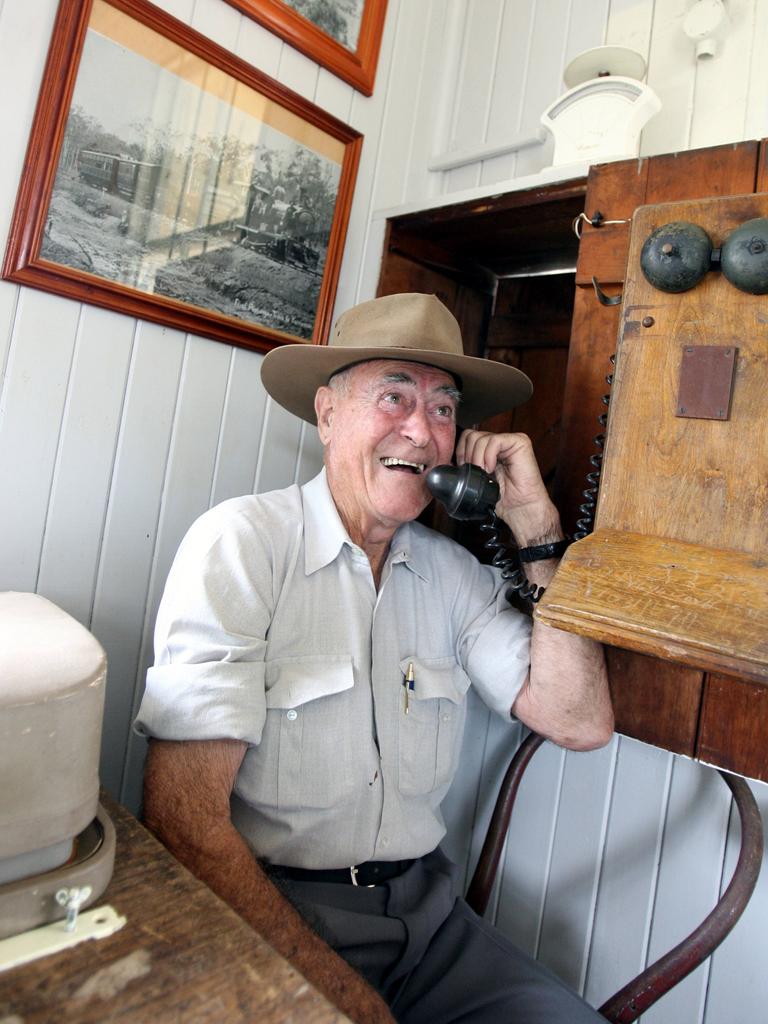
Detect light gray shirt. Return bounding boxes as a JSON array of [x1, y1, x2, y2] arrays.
[[135, 470, 531, 867]]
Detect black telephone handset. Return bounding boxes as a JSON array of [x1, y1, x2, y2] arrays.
[[424, 463, 499, 520], [425, 463, 545, 603]]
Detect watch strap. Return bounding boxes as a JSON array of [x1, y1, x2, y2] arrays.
[[517, 539, 570, 563]]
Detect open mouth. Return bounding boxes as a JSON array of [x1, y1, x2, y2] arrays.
[[380, 457, 426, 475]]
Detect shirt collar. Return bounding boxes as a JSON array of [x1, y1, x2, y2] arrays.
[[302, 469, 350, 575], [301, 469, 433, 584]]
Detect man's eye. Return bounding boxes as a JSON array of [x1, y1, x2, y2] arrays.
[[435, 405, 455, 418], [383, 392, 401, 404]]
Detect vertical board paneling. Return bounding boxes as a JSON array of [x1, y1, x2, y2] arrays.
[[236, 15, 285, 77], [2, 0, 768, 1018], [642, 758, 732, 1024], [744, 0, 768, 138], [444, 0, 505, 195], [465, 713, 522, 898], [703, 779, 768, 1023], [253, 396, 303, 493], [440, 690, 493, 879], [360, 0, 424, 212], [403, 0, 465, 203], [584, 737, 673, 1007], [0, 0, 57, 244], [0, 285, 19, 393], [494, 740, 566, 956], [512, 0, 574, 178], [209, 347, 267, 506], [536, 742, 616, 991], [689, 0, 755, 150], [332, 0, 400, 310], [0, 291, 80, 591], [479, 0, 537, 186], [36, 307, 134, 626], [641, 0, 696, 157], [277, 45, 320, 98], [93, 323, 187, 796], [605, 0, 655, 55], [295, 421, 325, 486], [190, 0, 241, 48], [120, 335, 233, 807]]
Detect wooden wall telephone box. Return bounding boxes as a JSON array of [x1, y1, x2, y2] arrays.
[[538, 193, 768, 685]]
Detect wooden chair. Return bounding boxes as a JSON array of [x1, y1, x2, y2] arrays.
[[465, 732, 763, 1023]]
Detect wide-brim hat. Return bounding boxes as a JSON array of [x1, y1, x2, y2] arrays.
[[260, 292, 532, 428]]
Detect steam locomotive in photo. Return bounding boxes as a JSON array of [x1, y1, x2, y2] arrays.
[[236, 183, 320, 273]]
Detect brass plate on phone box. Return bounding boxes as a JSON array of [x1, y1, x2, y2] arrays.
[[676, 345, 737, 420]]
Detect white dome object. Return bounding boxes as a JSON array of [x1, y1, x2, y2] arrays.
[[563, 45, 647, 89], [541, 76, 661, 167]]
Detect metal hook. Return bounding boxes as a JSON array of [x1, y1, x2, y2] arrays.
[[591, 276, 622, 306], [574, 211, 632, 239]]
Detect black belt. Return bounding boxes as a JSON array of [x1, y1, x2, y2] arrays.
[[270, 859, 414, 887]]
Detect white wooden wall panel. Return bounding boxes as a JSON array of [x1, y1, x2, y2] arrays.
[[402, 0, 464, 204], [208, 347, 267, 506], [704, 780, 768, 1023], [643, 759, 732, 1024], [36, 307, 134, 625], [494, 740, 567, 954], [92, 323, 187, 797], [444, 0, 506, 194], [689, 0, 755, 150], [0, 292, 80, 592], [439, 691, 494, 879], [120, 333, 233, 789], [583, 738, 673, 1007], [478, 0, 538, 186], [2, 0, 768, 1020], [537, 743, 616, 991], [745, 0, 768, 138]]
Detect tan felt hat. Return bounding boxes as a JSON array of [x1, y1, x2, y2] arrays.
[[260, 292, 533, 428]]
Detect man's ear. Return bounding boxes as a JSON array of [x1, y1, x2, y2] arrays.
[[314, 386, 335, 445]]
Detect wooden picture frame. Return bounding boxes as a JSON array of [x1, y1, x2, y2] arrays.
[[224, 0, 388, 96], [3, 0, 363, 353]]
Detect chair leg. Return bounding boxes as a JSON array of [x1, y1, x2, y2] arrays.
[[466, 734, 763, 1023], [598, 770, 763, 1023], [465, 731, 545, 916]]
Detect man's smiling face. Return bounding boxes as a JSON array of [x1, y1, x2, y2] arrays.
[[314, 359, 460, 548]]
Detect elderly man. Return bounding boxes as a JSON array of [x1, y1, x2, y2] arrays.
[[136, 293, 613, 1024]]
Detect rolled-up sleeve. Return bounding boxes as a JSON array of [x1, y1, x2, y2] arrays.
[[134, 503, 278, 744], [454, 558, 532, 719]]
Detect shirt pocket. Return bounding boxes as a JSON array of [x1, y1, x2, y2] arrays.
[[251, 655, 356, 811], [397, 656, 471, 798]]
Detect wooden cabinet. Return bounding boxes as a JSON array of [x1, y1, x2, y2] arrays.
[[552, 139, 768, 780], [377, 139, 768, 781]]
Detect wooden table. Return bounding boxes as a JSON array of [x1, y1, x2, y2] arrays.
[[0, 797, 348, 1023]]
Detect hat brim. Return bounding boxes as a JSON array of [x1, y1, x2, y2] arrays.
[[260, 344, 533, 428]]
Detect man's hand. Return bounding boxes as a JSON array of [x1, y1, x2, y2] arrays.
[[455, 430, 561, 547]]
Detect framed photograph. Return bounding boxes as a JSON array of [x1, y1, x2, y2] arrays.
[[3, 0, 362, 352], [225, 0, 388, 96]]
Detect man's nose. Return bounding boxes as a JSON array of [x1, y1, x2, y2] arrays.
[[401, 404, 430, 447]]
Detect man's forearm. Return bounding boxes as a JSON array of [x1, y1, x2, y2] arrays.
[[142, 739, 393, 1024], [507, 512, 614, 751], [150, 815, 392, 1023]]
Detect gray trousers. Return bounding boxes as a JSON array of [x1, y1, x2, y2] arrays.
[[269, 849, 605, 1024]]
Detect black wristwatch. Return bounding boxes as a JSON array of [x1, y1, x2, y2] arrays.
[[517, 539, 570, 563]]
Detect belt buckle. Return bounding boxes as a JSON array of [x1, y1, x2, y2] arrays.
[[349, 865, 376, 888]]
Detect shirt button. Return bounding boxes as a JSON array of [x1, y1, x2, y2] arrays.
[[380, 837, 389, 847], [442, 713, 451, 722], [286, 710, 298, 721]]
